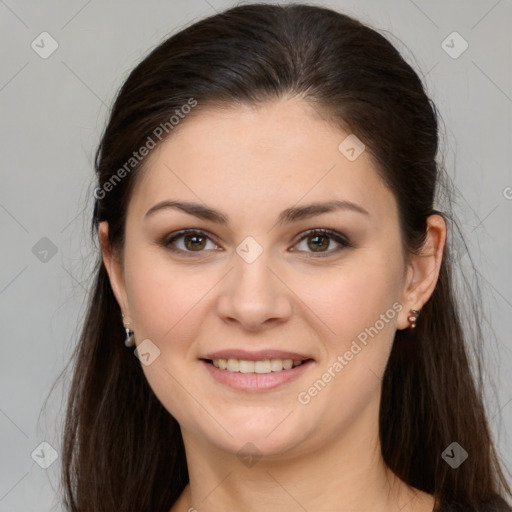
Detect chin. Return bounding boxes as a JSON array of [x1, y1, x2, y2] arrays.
[[190, 407, 318, 460]]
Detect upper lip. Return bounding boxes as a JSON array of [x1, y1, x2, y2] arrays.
[[202, 349, 313, 361]]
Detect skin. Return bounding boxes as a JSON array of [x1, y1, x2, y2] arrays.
[[100, 97, 446, 512]]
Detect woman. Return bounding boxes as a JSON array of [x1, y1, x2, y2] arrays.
[[60, 3, 512, 511]]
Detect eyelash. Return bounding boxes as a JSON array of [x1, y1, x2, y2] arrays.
[[160, 228, 352, 258]]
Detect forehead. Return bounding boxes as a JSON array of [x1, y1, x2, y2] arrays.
[[128, 98, 398, 227]]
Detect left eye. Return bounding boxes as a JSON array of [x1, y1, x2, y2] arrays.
[[162, 229, 350, 256], [292, 229, 350, 256]]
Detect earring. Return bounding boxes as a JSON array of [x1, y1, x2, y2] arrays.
[[407, 309, 420, 329], [122, 314, 135, 347]]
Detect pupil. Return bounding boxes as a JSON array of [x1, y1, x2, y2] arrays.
[[309, 235, 328, 252], [186, 235, 205, 251]]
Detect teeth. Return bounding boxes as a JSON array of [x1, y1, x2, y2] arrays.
[[270, 359, 283, 371], [239, 360, 254, 373], [211, 358, 304, 373], [255, 360, 270, 373], [227, 358, 239, 372]]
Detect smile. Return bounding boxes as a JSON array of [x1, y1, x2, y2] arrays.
[[208, 358, 307, 373], [200, 358, 314, 392]]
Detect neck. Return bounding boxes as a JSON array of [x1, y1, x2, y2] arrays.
[[172, 395, 434, 512]]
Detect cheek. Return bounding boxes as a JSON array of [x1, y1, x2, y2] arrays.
[[293, 249, 403, 411], [122, 251, 217, 425], [123, 243, 212, 344], [296, 249, 404, 347]]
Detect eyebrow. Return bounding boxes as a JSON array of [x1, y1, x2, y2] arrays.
[[144, 199, 369, 225]]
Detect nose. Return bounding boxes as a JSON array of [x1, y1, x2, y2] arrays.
[[215, 250, 293, 332]]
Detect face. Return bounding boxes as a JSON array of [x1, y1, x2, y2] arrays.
[[103, 98, 417, 459]]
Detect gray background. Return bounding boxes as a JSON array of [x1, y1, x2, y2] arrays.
[[1, 0, 511, 510]]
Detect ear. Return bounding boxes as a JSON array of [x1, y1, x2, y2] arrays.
[[397, 214, 447, 330], [98, 221, 130, 316]]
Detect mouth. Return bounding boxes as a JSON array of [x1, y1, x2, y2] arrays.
[[202, 357, 311, 373], [199, 350, 315, 391]]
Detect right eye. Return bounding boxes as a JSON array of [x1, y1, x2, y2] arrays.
[[161, 229, 221, 256]]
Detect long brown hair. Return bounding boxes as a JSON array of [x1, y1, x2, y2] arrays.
[[58, 4, 512, 511]]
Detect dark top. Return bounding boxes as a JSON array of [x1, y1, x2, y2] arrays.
[[435, 496, 512, 511]]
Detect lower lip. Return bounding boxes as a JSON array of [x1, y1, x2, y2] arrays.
[[201, 359, 314, 392]]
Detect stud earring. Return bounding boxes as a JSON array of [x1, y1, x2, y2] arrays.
[[407, 309, 420, 329], [122, 314, 135, 347]]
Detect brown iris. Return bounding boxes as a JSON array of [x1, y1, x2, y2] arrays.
[[184, 234, 207, 251], [307, 234, 330, 252]]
